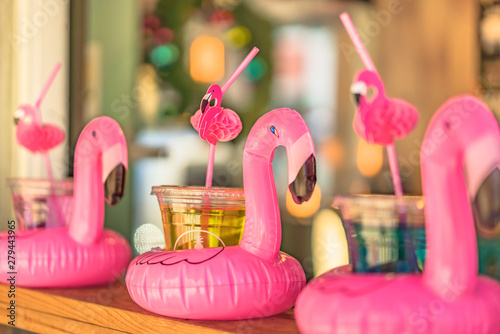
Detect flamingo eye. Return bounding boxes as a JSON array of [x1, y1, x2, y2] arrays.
[[270, 125, 279, 137], [92, 130, 97, 138]]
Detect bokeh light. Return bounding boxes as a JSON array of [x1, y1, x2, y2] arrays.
[[143, 15, 161, 31], [286, 185, 322, 218], [190, 35, 225, 83], [150, 44, 179, 67], [154, 27, 174, 45], [224, 26, 251, 48], [311, 209, 349, 277], [320, 136, 344, 168], [244, 57, 267, 81], [136, 64, 159, 123], [210, 9, 234, 27], [356, 139, 383, 177]]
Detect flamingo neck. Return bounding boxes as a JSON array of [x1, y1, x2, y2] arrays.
[[239, 147, 281, 262], [421, 157, 477, 296], [360, 82, 385, 111], [371, 79, 386, 105], [68, 153, 104, 244], [23, 107, 41, 126]]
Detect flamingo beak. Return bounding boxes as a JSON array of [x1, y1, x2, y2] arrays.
[[353, 93, 362, 106], [13, 109, 25, 125], [200, 93, 212, 114], [350, 82, 367, 107], [289, 154, 317, 204], [102, 140, 128, 206], [104, 163, 126, 206]]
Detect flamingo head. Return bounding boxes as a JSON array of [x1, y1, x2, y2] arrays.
[[190, 84, 224, 130], [245, 108, 317, 204], [75, 116, 128, 206], [350, 70, 385, 112], [14, 104, 37, 126], [200, 84, 222, 115], [422, 95, 500, 198]]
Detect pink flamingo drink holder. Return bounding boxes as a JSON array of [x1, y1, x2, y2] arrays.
[[295, 95, 500, 333], [126, 108, 317, 320], [1, 117, 132, 287]]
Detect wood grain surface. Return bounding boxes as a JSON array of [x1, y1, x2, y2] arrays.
[[0, 282, 299, 334]]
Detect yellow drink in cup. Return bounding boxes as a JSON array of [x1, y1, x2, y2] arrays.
[[152, 186, 245, 250]]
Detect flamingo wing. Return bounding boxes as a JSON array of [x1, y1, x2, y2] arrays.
[[192, 107, 242, 144], [39, 124, 65, 151], [362, 100, 418, 145], [16, 123, 65, 153], [190, 109, 202, 131], [135, 247, 224, 266], [388, 98, 419, 139], [208, 108, 242, 142]]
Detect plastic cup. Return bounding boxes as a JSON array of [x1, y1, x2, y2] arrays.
[[7, 178, 73, 230], [333, 195, 426, 273], [334, 194, 500, 279], [152, 186, 245, 250]]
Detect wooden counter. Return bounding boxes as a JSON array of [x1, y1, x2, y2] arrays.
[[0, 281, 299, 333]]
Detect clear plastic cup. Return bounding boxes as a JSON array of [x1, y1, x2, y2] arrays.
[[7, 178, 73, 230], [333, 195, 426, 273], [152, 186, 245, 250]]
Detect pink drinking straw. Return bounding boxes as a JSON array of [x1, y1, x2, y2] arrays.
[[221, 47, 259, 94], [36, 64, 64, 226], [340, 13, 377, 73], [340, 13, 403, 198], [37, 63, 62, 183], [206, 144, 216, 187], [36, 63, 62, 112], [202, 47, 259, 187]]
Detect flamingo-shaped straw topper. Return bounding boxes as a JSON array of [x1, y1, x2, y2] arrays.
[[14, 63, 65, 154], [340, 13, 418, 198], [295, 95, 500, 333], [350, 70, 418, 145], [191, 47, 258, 187], [190, 84, 242, 145], [126, 108, 317, 320], [14, 104, 65, 153], [341, 12, 420, 272], [14, 63, 67, 225], [0, 117, 132, 287]]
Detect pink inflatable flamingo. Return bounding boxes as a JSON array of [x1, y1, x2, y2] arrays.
[[350, 69, 418, 146], [295, 95, 500, 333], [126, 108, 316, 320], [0, 117, 132, 287]]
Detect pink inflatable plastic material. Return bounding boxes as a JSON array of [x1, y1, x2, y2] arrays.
[[126, 108, 317, 320], [0, 117, 132, 287], [295, 95, 500, 333]]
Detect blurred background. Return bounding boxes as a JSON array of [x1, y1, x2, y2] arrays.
[[1, 0, 498, 279]]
